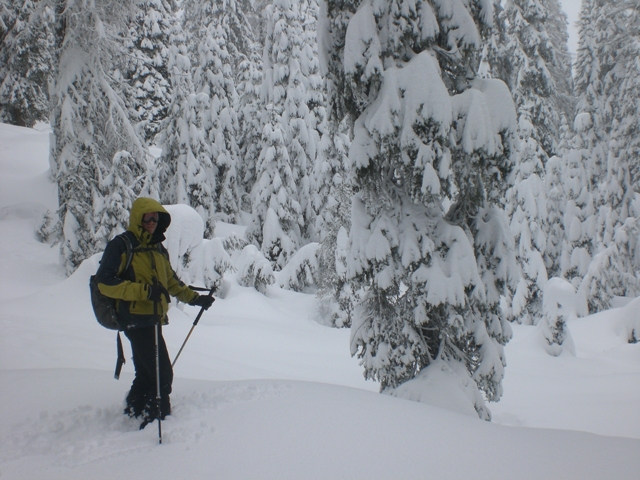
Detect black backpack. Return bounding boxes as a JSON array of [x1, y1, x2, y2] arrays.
[[89, 233, 134, 330], [89, 233, 134, 379]]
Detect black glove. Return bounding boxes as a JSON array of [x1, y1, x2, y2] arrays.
[[189, 294, 215, 310], [147, 284, 170, 303]]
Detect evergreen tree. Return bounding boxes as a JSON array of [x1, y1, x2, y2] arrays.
[[161, 0, 250, 234], [488, 0, 574, 324], [599, 2, 640, 246], [236, 41, 263, 210], [571, 0, 640, 311], [158, 0, 197, 204], [572, 0, 609, 230], [0, 0, 54, 127], [248, 0, 322, 268], [186, 0, 242, 229], [541, 277, 576, 357], [496, 0, 560, 156], [559, 148, 596, 286], [297, 0, 325, 241], [48, 0, 151, 274], [544, 154, 565, 278], [315, 180, 355, 327], [544, 0, 576, 125], [321, 0, 519, 418], [123, 0, 176, 144], [249, 107, 303, 269]]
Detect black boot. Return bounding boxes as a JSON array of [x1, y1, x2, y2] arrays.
[[124, 388, 151, 418], [139, 395, 171, 430], [139, 399, 157, 430]]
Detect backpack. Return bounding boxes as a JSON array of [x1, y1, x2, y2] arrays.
[[89, 233, 134, 380], [89, 233, 134, 330]]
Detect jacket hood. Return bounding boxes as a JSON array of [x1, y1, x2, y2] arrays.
[[128, 197, 171, 245]]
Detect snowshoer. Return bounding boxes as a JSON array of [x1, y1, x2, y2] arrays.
[[95, 197, 214, 427]]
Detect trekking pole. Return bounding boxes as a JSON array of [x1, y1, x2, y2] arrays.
[[172, 286, 215, 367], [154, 322, 162, 445], [152, 278, 162, 445]]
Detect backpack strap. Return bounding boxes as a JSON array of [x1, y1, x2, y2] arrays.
[[114, 332, 125, 380], [116, 232, 134, 276], [113, 233, 134, 380]]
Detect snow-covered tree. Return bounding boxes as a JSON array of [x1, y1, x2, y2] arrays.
[[578, 218, 640, 314], [544, 155, 565, 278], [236, 41, 263, 209], [157, 15, 199, 214], [541, 277, 576, 357], [236, 244, 276, 294], [599, 3, 640, 246], [123, 0, 176, 144], [492, 0, 562, 157], [94, 151, 146, 244], [277, 242, 319, 291], [315, 181, 357, 328], [544, 0, 576, 125], [178, 0, 246, 230], [248, 0, 324, 268], [160, 0, 249, 234], [570, 0, 640, 312], [248, 114, 303, 268], [48, 0, 152, 273], [487, 0, 575, 325], [312, 115, 350, 243], [321, 0, 519, 418], [0, 0, 54, 127], [163, 204, 235, 290], [559, 148, 595, 287]]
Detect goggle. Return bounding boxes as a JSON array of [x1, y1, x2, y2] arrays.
[[142, 213, 159, 224]]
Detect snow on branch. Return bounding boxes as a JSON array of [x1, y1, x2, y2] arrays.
[[236, 244, 276, 294], [276, 242, 320, 292], [541, 277, 576, 357], [164, 204, 234, 290]]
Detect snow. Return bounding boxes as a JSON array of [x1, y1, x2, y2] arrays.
[[1, 122, 640, 478]]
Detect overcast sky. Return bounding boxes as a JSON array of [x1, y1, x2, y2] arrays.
[[559, 0, 582, 56]]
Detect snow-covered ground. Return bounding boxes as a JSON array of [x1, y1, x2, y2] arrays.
[[1, 122, 639, 479]]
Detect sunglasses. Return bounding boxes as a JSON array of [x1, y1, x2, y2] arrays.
[[142, 213, 159, 224]]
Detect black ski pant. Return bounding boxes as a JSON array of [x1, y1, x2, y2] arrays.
[[124, 324, 172, 417]]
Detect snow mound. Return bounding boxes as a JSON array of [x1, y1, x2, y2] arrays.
[[386, 358, 488, 419]]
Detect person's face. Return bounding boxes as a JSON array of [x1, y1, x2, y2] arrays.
[[142, 212, 159, 234]]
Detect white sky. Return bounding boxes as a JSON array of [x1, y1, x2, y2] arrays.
[[559, 0, 582, 56]]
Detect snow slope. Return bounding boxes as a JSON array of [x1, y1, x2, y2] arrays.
[[1, 122, 639, 479]]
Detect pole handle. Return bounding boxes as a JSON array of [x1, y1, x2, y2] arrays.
[[191, 286, 215, 327], [172, 286, 216, 367]]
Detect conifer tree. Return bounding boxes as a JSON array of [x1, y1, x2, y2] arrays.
[[545, 0, 575, 123], [48, 0, 151, 273], [123, 0, 176, 144], [599, 2, 640, 246], [248, 0, 322, 268], [187, 0, 242, 229], [571, 0, 640, 311], [249, 106, 303, 269], [559, 149, 596, 286], [0, 0, 54, 127], [488, 0, 573, 324], [572, 0, 608, 224], [544, 154, 565, 278], [236, 41, 263, 209], [321, 0, 519, 418]]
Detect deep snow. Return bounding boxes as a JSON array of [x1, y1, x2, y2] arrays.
[[1, 122, 639, 479]]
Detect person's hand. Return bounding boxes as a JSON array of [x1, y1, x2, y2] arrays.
[[189, 294, 215, 310], [147, 284, 169, 303]]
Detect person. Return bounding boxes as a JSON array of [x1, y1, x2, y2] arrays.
[[95, 197, 214, 428]]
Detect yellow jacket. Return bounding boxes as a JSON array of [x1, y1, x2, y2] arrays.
[[96, 198, 198, 329]]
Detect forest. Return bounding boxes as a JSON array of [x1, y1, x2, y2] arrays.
[[1, 0, 639, 419]]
